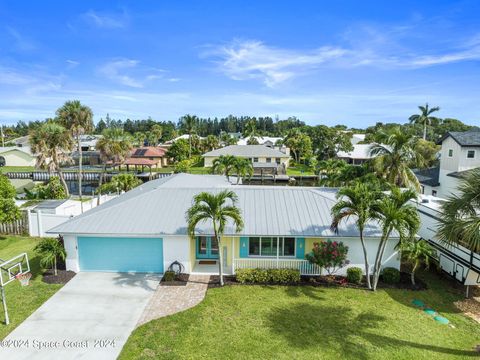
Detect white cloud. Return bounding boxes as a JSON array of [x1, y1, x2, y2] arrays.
[[97, 59, 167, 88], [83, 10, 128, 29], [66, 59, 80, 68], [5, 26, 36, 51], [205, 40, 348, 87]]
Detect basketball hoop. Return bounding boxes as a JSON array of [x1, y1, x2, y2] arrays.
[[16, 272, 32, 287]]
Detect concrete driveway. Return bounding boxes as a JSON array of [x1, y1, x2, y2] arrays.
[[0, 272, 161, 360]]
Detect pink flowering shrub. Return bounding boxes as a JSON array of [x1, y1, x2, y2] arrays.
[[305, 240, 349, 275]]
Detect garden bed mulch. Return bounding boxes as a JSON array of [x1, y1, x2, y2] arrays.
[[160, 273, 190, 286], [207, 272, 427, 290], [42, 270, 76, 284]]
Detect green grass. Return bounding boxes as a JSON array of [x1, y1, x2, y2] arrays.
[[120, 271, 480, 360], [287, 164, 315, 176], [0, 236, 63, 339], [0, 166, 36, 173]]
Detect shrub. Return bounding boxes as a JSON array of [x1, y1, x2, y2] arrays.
[[235, 268, 300, 284], [163, 271, 176, 282], [382, 267, 400, 284], [305, 240, 349, 275], [346, 267, 363, 284], [34, 237, 66, 276]]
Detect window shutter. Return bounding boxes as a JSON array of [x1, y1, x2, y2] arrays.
[[239, 237, 249, 258], [296, 238, 305, 259]]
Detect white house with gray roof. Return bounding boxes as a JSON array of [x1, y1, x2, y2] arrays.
[[414, 129, 480, 197], [48, 173, 400, 276], [203, 145, 290, 168]]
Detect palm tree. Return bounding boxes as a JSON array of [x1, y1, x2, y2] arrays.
[[397, 239, 433, 286], [437, 168, 480, 252], [202, 135, 220, 152], [243, 119, 258, 141], [98, 173, 142, 194], [372, 187, 419, 290], [331, 183, 382, 289], [212, 155, 237, 181], [56, 100, 94, 212], [233, 158, 254, 184], [148, 124, 163, 146], [370, 128, 422, 190], [409, 103, 440, 140], [186, 190, 244, 286], [29, 122, 74, 196], [180, 114, 198, 158], [95, 128, 132, 205], [318, 159, 346, 187], [34, 237, 66, 276]]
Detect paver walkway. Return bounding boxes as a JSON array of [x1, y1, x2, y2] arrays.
[[137, 274, 210, 327]]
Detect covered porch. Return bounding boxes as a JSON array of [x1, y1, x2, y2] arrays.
[[189, 236, 321, 276]]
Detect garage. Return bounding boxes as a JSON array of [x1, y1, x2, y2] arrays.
[[78, 236, 164, 273]]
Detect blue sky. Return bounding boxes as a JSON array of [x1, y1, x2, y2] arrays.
[[1, 0, 479, 127]]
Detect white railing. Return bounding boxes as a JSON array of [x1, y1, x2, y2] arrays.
[[233, 258, 321, 275]]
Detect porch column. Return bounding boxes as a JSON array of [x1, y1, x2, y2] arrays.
[[231, 237, 235, 274], [276, 237, 279, 268]]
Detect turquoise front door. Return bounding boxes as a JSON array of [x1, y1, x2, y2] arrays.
[[196, 236, 219, 259], [78, 236, 164, 273]]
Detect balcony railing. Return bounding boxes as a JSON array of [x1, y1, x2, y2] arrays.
[[233, 258, 321, 275]]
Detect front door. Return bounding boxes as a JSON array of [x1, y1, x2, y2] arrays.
[[196, 236, 219, 259]]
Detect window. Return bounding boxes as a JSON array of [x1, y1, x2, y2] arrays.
[[266, 158, 272, 163], [448, 149, 453, 157], [253, 157, 258, 163], [432, 190, 437, 196], [276, 158, 281, 164], [248, 237, 295, 257], [467, 150, 475, 159], [0, 156, 5, 167], [421, 185, 425, 195]]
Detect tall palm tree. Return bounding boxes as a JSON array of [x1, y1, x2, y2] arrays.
[[180, 114, 198, 158], [56, 100, 94, 212], [29, 122, 74, 196], [331, 183, 382, 289], [95, 128, 132, 204], [233, 157, 254, 184], [372, 187, 419, 290], [149, 124, 163, 146], [186, 190, 244, 286], [409, 103, 440, 140], [202, 135, 220, 152], [397, 239, 433, 286], [370, 128, 422, 190], [212, 155, 237, 182], [318, 159, 346, 187], [437, 168, 480, 252]]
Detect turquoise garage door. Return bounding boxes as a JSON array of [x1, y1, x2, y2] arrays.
[[78, 237, 164, 273]]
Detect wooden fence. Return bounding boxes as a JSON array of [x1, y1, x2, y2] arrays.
[[0, 211, 29, 236]]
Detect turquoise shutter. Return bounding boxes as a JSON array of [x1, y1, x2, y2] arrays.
[[239, 237, 249, 258], [296, 238, 305, 259]]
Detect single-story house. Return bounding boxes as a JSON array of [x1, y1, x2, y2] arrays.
[[203, 145, 290, 169], [337, 144, 375, 165], [48, 174, 400, 276], [124, 146, 169, 170], [0, 146, 36, 167]]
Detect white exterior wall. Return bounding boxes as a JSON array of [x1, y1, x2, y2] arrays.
[[28, 211, 73, 237], [64, 235, 79, 272], [438, 169, 460, 198], [335, 237, 400, 275], [162, 236, 191, 273]]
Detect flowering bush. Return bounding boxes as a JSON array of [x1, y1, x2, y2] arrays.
[[306, 240, 349, 275]]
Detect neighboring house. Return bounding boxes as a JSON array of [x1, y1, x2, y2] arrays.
[[203, 145, 290, 170], [237, 136, 283, 147], [71, 135, 103, 166], [414, 129, 480, 197], [124, 146, 169, 170], [48, 173, 400, 276], [11, 135, 30, 147], [0, 146, 36, 167], [337, 144, 374, 165], [351, 133, 366, 145]]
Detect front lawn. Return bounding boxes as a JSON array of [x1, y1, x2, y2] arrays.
[[121, 271, 479, 359], [0, 236, 63, 339]]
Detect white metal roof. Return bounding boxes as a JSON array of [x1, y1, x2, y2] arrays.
[[203, 145, 289, 158], [236, 136, 283, 146], [337, 144, 375, 160], [48, 173, 391, 238]]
